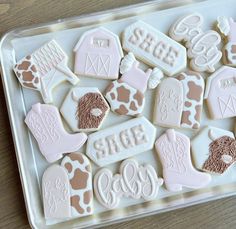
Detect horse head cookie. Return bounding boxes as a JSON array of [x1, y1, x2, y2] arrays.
[[155, 129, 211, 192], [192, 126, 236, 174], [105, 53, 163, 116], [94, 159, 163, 209], [169, 13, 222, 72], [217, 17, 236, 66], [60, 87, 109, 132], [74, 27, 123, 79], [153, 71, 204, 129], [61, 153, 93, 217], [14, 40, 79, 103]]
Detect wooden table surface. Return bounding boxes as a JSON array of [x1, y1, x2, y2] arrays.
[[0, 1, 235, 228]]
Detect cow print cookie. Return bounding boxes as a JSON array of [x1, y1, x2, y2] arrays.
[[13, 40, 79, 103], [191, 126, 236, 174], [153, 71, 204, 129], [74, 27, 123, 79], [155, 129, 211, 192], [60, 87, 109, 132], [94, 159, 163, 209], [61, 153, 93, 217], [105, 52, 163, 116], [122, 20, 186, 76], [169, 13, 222, 72], [217, 17, 236, 66], [42, 165, 71, 219]]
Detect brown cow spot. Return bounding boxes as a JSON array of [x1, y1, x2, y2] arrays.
[[71, 195, 84, 214], [70, 168, 88, 190], [130, 101, 137, 111], [64, 162, 72, 173], [31, 65, 37, 72], [181, 111, 192, 125], [68, 153, 84, 164], [115, 105, 128, 115], [192, 123, 199, 129], [34, 77, 39, 84], [16, 72, 21, 78], [194, 105, 202, 122], [184, 101, 192, 107], [22, 71, 34, 81], [18, 61, 31, 70], [187, 81, 202, 102], [85, 165, 91, 172], [105, 82, 114, 94], [110, 92, 115, 100], [117, 86, 130, 103], [83, 190, 92, 204], [133, 91, 143, 106], [176, 73, 185, 81], [23, 82, 36, 89], [26, 55, 31, 60]]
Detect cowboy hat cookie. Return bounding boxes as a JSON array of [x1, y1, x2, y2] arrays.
[[94, 159, 163, 209], [105, 53, 163, 116], [13, 40, 79, 103], [60, 87, 109, 132], [61, 153, 93, 217], [86, 116, 156, 167], [155, 129, 211, 192], [205, 66, 236, 119], [153, 71, 204, 129], [122, 21, 186, 76], [169, 13, 222, 72], [25, 103, 87, 163], [74, 27, 123, 79], [217, 17, 236, 66], [191, 126, 236, 174]]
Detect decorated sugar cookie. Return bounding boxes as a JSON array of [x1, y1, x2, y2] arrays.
[[61, 153, 93, 217], [94, 159, 163, 209], [155, 129, 211, 192], [25, 103, 87, 163], [42, 165, 71, 219], [60, 87, 109, 132], [13, 40, 79, 103], [192, 126, 236, 174], [169, 13, 222, 72], [153, 71, 204, 129], [86, 116, 156, 167], [74, 27, 123, 79], [217, 17, 236, 66], [122, 21, 186, 76], [105, 53, 163, 116], [205, 66, 236, 119]]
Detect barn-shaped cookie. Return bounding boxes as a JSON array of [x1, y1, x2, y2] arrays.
[[60, 87, 109, 132], [73, 27, 123, 79]]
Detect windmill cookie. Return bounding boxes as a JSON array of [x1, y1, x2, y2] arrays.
[[169, 13, 222, 72], [60, 87, 109, 132], [105, 53, 163, 116], [191, 126, 236, 174], [155, 129, 211, 192], [74, 27, 123, 79], [86, 117, 156, 167], [14, 40, 79, 103], [25, 103, 87, 163], [61, 153, 93, 217], [42, 165, 71, 219], [205, 66, 236, 119], [122, 21, 186, 76], [154, 71, 204, 129], [94, 159, 163, 209], [217, 17, 236, 66]]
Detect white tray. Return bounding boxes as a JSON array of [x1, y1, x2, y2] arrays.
[[1, 0, 236, 228]]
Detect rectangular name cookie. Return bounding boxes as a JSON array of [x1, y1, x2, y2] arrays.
[[122, 21, 186, 76], [86, 117, 156, 167]]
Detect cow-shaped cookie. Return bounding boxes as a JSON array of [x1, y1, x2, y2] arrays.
[[105, 52, 163, 116]]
